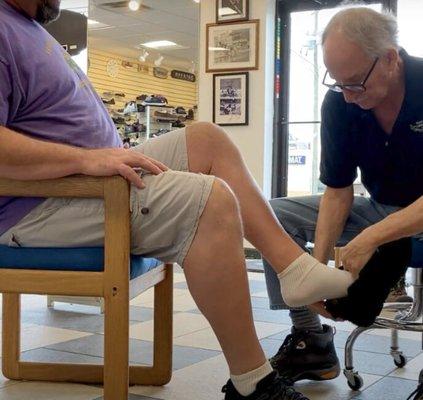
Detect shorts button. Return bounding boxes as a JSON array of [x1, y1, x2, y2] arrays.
[[141, 207, 149, 215]]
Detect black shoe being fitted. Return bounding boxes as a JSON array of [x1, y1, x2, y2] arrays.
[[222, 371, 309, 400], [325, 238, 413, 327], [270, 325, 340, 383]]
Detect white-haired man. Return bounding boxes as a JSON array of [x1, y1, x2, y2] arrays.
[[0, 0, 363, 399], [263, 7, 423, 384]]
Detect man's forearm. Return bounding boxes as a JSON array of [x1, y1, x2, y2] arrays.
[[0, 126, 85, 180], [362, 196, 423, 247], [313, 186, 354, 263]]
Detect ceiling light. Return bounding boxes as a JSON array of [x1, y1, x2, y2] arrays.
[[154, 55, 164, 67], [128, 0, 141, 11], [141, 40, 177, 49], [87, 19, 100, 25]]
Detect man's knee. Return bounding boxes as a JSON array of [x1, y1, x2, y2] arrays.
[[206, 177, 241, 229], [190, 121, 234, 151]]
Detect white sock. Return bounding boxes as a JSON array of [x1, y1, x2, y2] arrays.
[[230, 361, 273, 397], [278, 253, 355, 308]]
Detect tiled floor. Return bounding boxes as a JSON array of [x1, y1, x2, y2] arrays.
[[0, 264, 421, 400]]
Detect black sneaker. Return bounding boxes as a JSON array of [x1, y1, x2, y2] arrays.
[[222, 371, 309, 400], [270, 325, 340, 383]]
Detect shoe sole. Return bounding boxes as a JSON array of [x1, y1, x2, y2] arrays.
[[291, 364, 341, 382]]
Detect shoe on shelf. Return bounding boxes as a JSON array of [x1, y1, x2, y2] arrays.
[[270, 325, 340, 383], [112, 116, 126, 125], [132, 122, 145, 133], [175, 106, 187, 115], [222, 371, 309, 400], [102, 98, 115, 105], [186, 108, 194, 120], [123, 101, 137, 114], [124, 124, 135, 134], [103, 91, 125, 98], [142, 94, 168, 106], [154, 110, 177, 121], [172, 120, 185, 128], [136, 94, 148, 102]]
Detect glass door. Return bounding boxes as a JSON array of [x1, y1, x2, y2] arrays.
[[288, 4, 383, 196], [273, 1, 386, 197]]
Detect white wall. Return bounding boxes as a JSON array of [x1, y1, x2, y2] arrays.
[[198, 0, 276, 198]]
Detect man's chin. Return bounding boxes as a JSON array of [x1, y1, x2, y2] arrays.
[[356, 100, 373, 110]]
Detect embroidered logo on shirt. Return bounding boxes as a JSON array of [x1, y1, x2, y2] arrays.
[[410, 120, 423, 133]]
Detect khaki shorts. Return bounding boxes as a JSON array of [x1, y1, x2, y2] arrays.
[[0, 128, 215, 265]]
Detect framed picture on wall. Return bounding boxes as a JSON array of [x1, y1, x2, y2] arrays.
[[213, 72, 249, 126], [206, 20, 259, 72], [216, 0, 249, 23]]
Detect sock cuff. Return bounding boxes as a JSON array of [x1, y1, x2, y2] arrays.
[[277, 252, 319, 280], [230, 361, 273, 396]]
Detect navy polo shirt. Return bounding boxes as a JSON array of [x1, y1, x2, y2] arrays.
[[320, 49, 423, 207]]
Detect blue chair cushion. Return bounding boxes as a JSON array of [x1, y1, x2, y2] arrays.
[[0, 245, 161, 280], [411, 237, 423, 268]]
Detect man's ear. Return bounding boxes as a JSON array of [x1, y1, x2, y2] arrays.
[[384, 48, 399, 70]]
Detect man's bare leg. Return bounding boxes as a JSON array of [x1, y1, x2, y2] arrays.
[[183, 178, 265, 375], [185, 122, 354, 307], [186, 122, 303, 271]]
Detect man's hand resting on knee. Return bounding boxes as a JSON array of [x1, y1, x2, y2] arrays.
[[80, 148, 168, 189]]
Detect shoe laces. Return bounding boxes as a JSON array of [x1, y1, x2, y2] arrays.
[[221, 376, 308, 400], [264, 375, 309, 400], [270, 332, 306, 364]]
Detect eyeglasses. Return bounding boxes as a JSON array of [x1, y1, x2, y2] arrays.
[[322, 57, 379, 93]]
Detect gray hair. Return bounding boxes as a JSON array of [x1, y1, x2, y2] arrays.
[[321, 6, 399, 58]]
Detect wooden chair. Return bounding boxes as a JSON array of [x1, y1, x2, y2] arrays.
[[0, 175, 173, 399]]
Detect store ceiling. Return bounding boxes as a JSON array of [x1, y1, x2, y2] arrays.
[[85, 0, 200, 70]]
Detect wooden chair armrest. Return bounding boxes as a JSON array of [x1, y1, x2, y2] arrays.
[[0, 175, 128, 199], [0, 175, 131, 279]]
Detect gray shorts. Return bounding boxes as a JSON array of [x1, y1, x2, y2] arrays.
[[0, 128, 215, 265]]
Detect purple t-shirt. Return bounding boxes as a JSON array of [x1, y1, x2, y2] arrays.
[[0, 1, 122, 236]]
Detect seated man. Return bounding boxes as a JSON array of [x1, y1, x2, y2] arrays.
[[263, 6, 423, 385], [0, 1, 356, 399]]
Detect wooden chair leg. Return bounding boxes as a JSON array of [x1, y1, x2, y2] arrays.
[[103, 176, 130, 400], [130, 263, 173, 386], [2, 293, 21, 380], [153, 263, 173, 384], [103, 285, 129, 399]]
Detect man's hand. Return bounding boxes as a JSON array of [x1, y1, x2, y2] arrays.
[[339, 231, 377, 278], [308, 301, 342, 321], [80, 148, 168, 189]]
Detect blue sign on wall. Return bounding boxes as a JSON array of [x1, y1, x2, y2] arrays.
[[289, 155, 306, 165]]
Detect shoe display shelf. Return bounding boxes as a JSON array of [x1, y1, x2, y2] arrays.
[[138, 105, 175, 138]]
